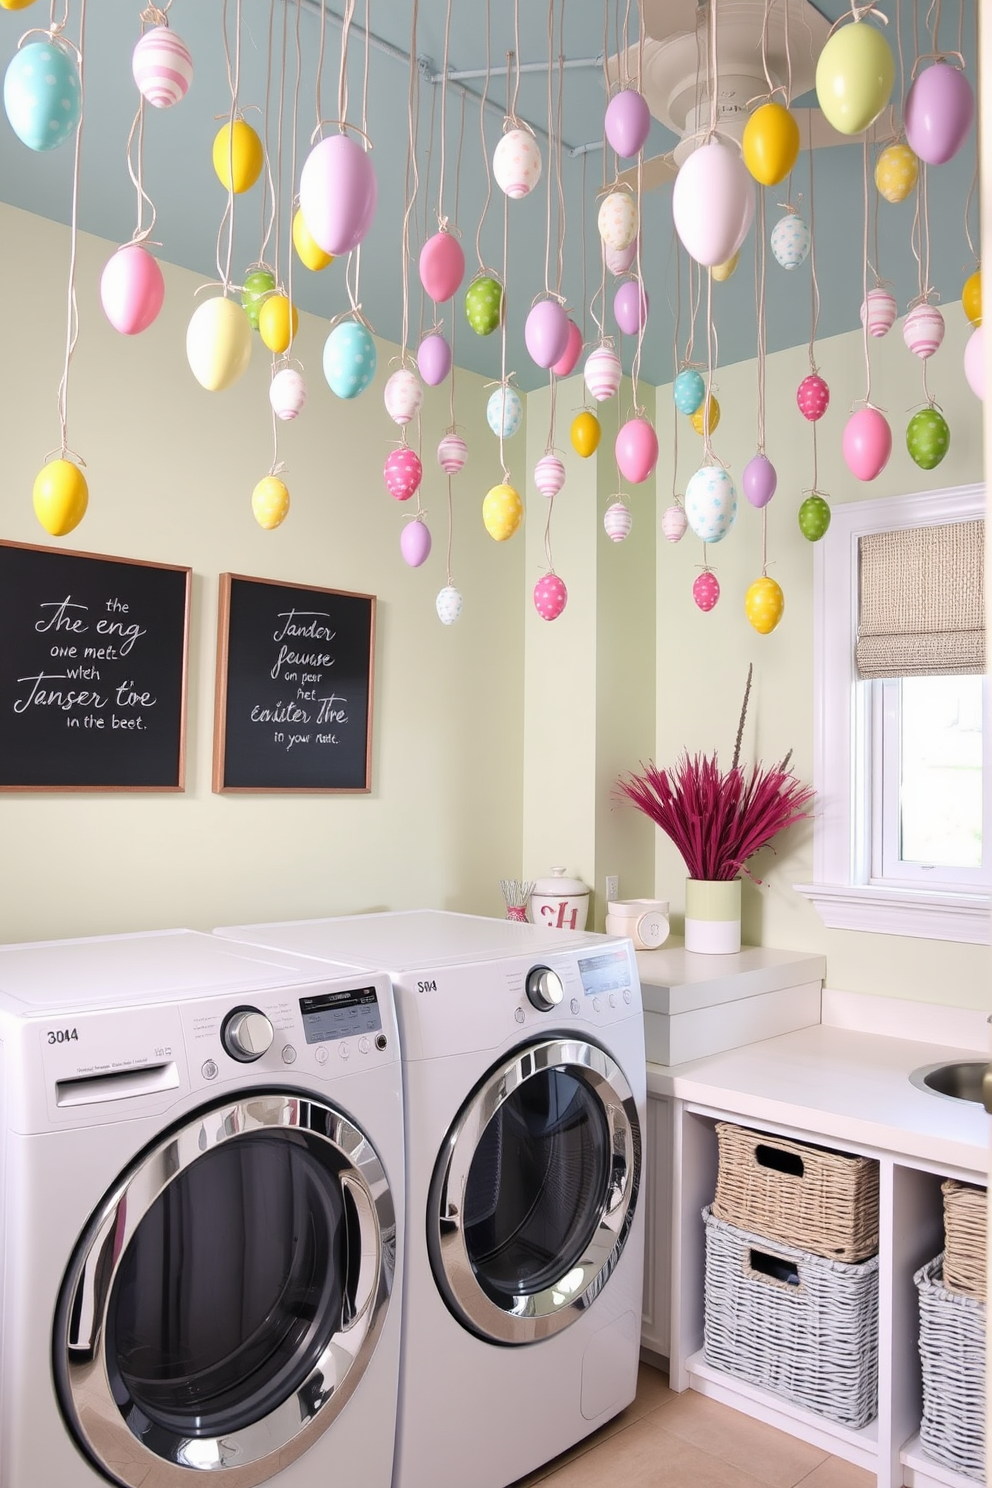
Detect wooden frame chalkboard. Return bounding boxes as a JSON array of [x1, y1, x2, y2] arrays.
[[213, 573, 375, 793], [0, 540, 191, 791]]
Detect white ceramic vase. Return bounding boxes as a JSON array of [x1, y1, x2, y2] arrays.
[[684, 878, 741, 954]]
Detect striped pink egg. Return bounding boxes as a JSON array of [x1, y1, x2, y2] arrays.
[[583, 344, 622, 402], [903, 303, 945, 360], [860, 287, 897, 338], [437, 432, 468, 475], [604, 501, 632, 542], [534, 454, 566, 498], [132, 27, 193, 109], [661, 503, 688, 543]]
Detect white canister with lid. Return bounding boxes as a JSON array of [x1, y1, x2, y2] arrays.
[[529, 867, 590, 931], [604, 899, 670, 950]]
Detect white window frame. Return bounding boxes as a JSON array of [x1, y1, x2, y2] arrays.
[[794, 482, 990, 944]]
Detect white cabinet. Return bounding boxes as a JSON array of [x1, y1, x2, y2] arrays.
[[639, 1092, 672, 1363]]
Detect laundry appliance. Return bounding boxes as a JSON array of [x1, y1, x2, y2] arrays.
[[0, 928, 405, 1488], [215, 910, 646, 1488]]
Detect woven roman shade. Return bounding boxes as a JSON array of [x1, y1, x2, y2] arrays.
[[856, 519, 986, 678]]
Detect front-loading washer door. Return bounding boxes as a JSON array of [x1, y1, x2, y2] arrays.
[[54, 1091, 396, 1488], [427, 1038, 641, 1345]]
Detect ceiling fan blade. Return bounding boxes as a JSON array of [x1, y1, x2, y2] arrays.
[[792, 107, 887, 150], [617, 152, 678, 192]]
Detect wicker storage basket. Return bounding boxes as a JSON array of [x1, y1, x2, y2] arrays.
[[915, 1254, 986, 1481], [942, 1180, 987, 1301], [712, 1121, 879, 1263], [702, 1206, 879, 1428]]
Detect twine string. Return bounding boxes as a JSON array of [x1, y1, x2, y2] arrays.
[[755, 189, 767, 451], [807, 112, 821, 371], [474, 0, 493, 272], [437, 0, 453, 224], [57, 0, 86, 458], [671, 227, 682, 502], [860, 136, 873, 405], [124, 94, 157, 244], [399, 0, 419, 358], [337, 0, 356, 126]]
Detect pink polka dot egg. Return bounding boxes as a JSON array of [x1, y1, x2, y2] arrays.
[[692, 571, 720, 612], [383, 446, 423, 502], [132, 25, 193, 109], [534, 573, 567, 621], [796, 373, 829, 421], [493, 127, 542, 199]]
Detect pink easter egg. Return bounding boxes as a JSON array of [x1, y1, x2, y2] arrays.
[[131, 26, 193, 108], [796, 373, 830, 421], [552, 319, 583, 377], [672, 141, 755, 267], [493, 128, 542, 199], [661, 503, 688, 542], [605, 237, 638, 275], [534, 453, 566, 498], [99, 243, 165, 335], [525, 299, 570, 370], [860, 287, 897, 338], [583, 344, 622, 402], [437, 431, 468, 474], [963, 325, 985, 399], [615, 416, 659, 484], [400, 518, 432, 567], [903, 303, 945, 360], [383, 367, 423, 425], [604, 501, 632, 542], [842, 407, 892, 481], [742, 453, 777, 507], [604, 89, 651, 158], [417, 332, 451, 386], [269, 366, 307, 420], [692, 571, 720, 612], [299, 133, 377, 256], [383, 446, 423, 501], [613, 278, 649, 336], [534, 573, 567, 621], [418, 229, 465, 303], [904, 62, 975, 166]]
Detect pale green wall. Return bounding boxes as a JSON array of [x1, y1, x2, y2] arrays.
[[0, 204, 525, 942]]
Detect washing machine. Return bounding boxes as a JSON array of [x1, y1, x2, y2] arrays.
[[215, 910, 646, 1488], [0, 928, 405, 1488]]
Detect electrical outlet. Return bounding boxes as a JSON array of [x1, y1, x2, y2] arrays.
[[605, 875, 619, 903]]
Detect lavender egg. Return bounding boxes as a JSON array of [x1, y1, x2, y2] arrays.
[[400, 519, 432, 567], [742, 453, 777, 508], [417, 332, 451, 386]]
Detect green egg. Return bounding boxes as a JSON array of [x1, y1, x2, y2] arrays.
[[798, 493, 831, 543], [906, 408, 950, 471], [464, 275, 503, 336], [241, 268, 276, 330]]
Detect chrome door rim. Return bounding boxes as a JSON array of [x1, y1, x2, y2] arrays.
[[428, 1038, 640, 1345], [55, 1091, 395, 1488]]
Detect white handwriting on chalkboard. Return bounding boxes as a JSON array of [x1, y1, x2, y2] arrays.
[[251, 700, 311, 724], [33, 595, 147, 656], [317, 695, 348, 725], [273, 609, 337, 644], [271, 645, 334, 680], [14, 672, 108, 713]]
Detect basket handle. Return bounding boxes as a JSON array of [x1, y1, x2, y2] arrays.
[[748, 1248, 802, 1291], [754, 1141, 805, 1178]]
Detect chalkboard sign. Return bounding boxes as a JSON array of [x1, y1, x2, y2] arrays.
[[0, 540, 191, 791], [213, 573, 375, 793]]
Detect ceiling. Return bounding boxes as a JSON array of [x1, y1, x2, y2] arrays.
[[0, 0, 979, 392]]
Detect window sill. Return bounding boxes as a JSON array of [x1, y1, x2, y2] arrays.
[[793, 882, 991, 945]]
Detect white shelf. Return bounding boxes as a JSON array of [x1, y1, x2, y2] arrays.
[[901, 1431, 985, 1488]]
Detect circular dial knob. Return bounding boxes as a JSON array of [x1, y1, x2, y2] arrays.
[[525, 966, 564, 1012], [222, 1007, 274, 1062]]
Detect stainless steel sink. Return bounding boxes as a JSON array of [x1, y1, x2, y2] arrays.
[[910, 1060, 990, 1105]]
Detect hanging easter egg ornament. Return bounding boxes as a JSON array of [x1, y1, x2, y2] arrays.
[[486, 386, 523, 439], [583, 344, 622, 402], [962, 270, 982, 327], [604, 88, 651, 158], [100, 244, 165, 335], [525, 298, 569, 370], [4, 38, 80, 151], [742, 453, 777, 508], [534, 573, 568, 621], [33, 457, 88, 536], [186, 296, 252, 391], [437, 431, 468, 474], [384, 367, 423, 426], [614, 279, 649, 336], [400, 518, 432, 568], [906, 407, 950, 470], [552, 320, 583, 377], [798, 493, 831, 541], [672, 141, 755, 267], [796, 373, 829, 421], [534, 454, 566, 499], [292, 207, 333, 270], [269, 366, 307, 421], [323, 319, 377, 399], [0, 1, 41, 8], [770, 211, 810, 270], [597, 191, 639, 253], [742, 101, 800, 187], [964, 326, 985, 399], [745, 576, 785, 634], [692, 571, 720, 612], [606, 238, 639, 276], [132, 25, 193, 108], [673, 368, 705, 415], [419, 229, 466, 303], [604, 501, 633, 543], [903, 303, 945, 360], [712, 252, 740, 283], [570, 410, 600, 458], [904, 61, 975, 166], [252, 475, 290, 530], [493, 126, 542, 199], [259, 294, 298, 355], [464, 274, 503, 335], [482, 483, 523, 542], [874, 142, 918, 203], [615, 416, 659, 484], [842, 407, 892, 481], [689, 395, 720, 436], [241, 266, 275, 330], [436, 586, 463, 625], [383, 447, 423, 502], [815, 19, 895, 135], [417, 332, 451, 387], [685, 465, 738, 544], [299, 132, 378, 256], [212, 119, 264, 193], [860, 286, 897, 338], [662, 503, 688, 543]]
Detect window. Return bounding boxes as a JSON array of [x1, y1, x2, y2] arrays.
[[796, 483, 990, 944]]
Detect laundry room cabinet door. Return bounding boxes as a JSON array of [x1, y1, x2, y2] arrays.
[[640, 1092, 672, 1362]]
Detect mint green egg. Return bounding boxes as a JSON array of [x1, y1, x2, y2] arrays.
[[906, 408, 950, 470], [465, 276, 503, 336]]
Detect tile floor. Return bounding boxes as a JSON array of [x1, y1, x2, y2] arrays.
[[511, 1364, 875, 1488]]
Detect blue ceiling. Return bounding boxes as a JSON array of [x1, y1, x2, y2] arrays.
[[0, 0, 978, 391]]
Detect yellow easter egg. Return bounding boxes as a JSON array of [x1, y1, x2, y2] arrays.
[[258, 294, 298, 354], [212, 120, 264, 193], [745, 576, 785, 635], [186, 296, 253, 391], [742, 102, 801, 187], [251, 476, 290, 530], [712, 252, 740, 283], [293, 207, 333, 271], [33, 458, 88, 536], [874, 142, 918, 204], [570, 409, 601, 458], [0, 0, 40, 9], [482, 482, 523, 542], [962, 269, 982, 327], [689, 394, 720, 435]]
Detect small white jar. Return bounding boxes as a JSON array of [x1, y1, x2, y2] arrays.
[[604, 899, 670, 949], [529, 867, 590, 931]]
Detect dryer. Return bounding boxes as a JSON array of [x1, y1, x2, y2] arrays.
[[0, 929, 404, 1488], [215, 911, 646, 1488]]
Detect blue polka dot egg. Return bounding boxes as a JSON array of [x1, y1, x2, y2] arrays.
[[685, 464, 738, 544], [486, 385, 523, 439], [770, 212, 810, 270], [322, 320, 377, 399], [673, 368, 705, 415], [4, 40, 81, 152]]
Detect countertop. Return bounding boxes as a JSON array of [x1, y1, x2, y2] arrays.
[[648, 1023, 990, 1176]]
